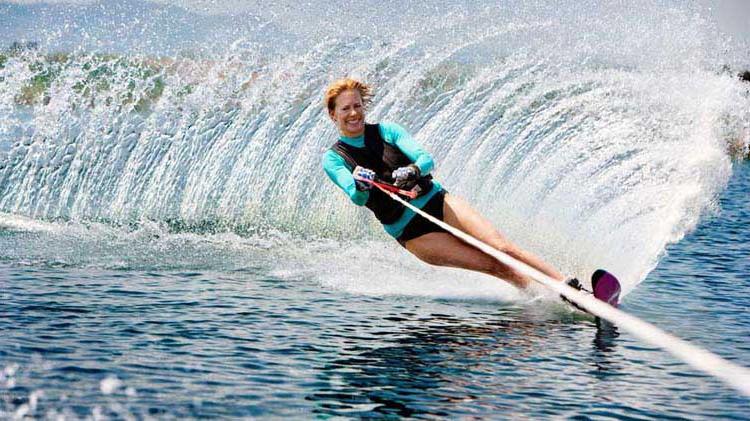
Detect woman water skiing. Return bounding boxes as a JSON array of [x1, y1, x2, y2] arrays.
[[321, 77, 567, 289]]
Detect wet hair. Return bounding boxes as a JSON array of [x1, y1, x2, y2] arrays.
[[324, 78, 373, 113]]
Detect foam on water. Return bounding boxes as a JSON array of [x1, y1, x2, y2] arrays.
[[0, 212, 523, 303]]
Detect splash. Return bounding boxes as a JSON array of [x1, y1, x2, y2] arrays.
[[1, 0, 748, 295]]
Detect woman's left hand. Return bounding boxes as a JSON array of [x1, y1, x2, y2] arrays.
[[392, 164, 420, 189]]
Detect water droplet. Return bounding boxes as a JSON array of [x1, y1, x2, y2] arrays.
[[100, 375, 122, 395]]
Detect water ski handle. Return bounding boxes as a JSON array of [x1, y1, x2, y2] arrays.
[[353, 175, 418, 199]]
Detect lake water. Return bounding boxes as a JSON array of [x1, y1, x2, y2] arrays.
[[2, 1, 749, 418], [1, 163, 748, 419]]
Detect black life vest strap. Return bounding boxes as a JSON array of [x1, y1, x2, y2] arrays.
[[331, 142, 358, 171]]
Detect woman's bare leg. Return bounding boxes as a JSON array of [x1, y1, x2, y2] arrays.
[[403, 193, 565, 288], [404, 232, 533, 288], [442, 194, 565, 282]]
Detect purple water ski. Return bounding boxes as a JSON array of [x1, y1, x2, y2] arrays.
[[592, 269, 621, 307]]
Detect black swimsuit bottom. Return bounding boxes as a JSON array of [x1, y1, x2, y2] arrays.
[[397, 190, 449, 246]]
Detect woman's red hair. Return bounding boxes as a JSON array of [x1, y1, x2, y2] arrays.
[[324, 78, 373, 112]]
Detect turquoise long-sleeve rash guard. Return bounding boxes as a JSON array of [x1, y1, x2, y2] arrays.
[[322, 122, 443, 238]]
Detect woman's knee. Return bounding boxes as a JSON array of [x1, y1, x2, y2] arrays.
[[486, 237, 514, 255]]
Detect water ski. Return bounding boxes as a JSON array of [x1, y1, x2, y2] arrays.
[[591, 269, 621, 307], [562, 269, 621, 313]]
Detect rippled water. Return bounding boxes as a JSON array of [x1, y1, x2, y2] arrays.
[[1, 162, 748, 419], [2, 0, 750, 418]]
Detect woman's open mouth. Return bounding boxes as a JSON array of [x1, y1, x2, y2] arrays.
[[346, 118, 363, 129]]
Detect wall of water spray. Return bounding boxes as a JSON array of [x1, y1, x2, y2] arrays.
[[1, 1, 748, 287]]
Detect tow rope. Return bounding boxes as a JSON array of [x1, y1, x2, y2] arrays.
[[374, 183, 750, 397]]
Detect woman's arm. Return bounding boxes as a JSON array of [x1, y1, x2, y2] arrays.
[[322, 150, 369, 206], [379, 122, 435, 175]]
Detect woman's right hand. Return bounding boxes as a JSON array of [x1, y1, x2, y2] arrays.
[[352, 166, 375, 191]]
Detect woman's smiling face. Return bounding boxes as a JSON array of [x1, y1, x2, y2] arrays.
[[329, 89, 365, 137]]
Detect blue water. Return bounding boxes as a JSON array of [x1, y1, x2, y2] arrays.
[[2, 1, 750, 418], [1, 163, 748, 419]]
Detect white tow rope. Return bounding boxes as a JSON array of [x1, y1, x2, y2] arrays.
[[385, 188, 750, 397]]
